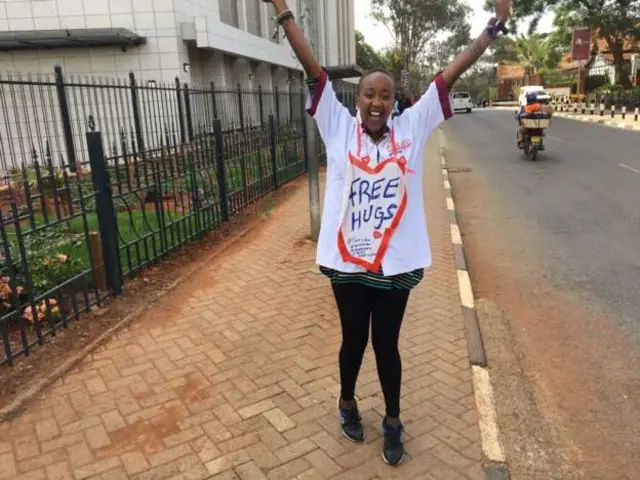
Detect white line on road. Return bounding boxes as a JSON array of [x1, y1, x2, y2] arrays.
[[546, 135, 568, 144], [619, 164, 640, 174]]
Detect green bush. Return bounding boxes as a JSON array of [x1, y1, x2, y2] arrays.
[[586, 75, 610, 93], [1, 225, 89, 299]]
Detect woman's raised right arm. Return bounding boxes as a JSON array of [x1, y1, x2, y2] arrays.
[[263, 0, 323, 79]]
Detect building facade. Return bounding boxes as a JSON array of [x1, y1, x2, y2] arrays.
[[0, 0, 356, 88]]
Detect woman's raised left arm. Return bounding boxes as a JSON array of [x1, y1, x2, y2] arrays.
[[441, 0, 511, 89]]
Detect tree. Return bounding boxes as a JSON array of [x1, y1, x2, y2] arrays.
[[457, 64, 498, 99], [371, 0, 471, 70], [421, 17, 472, 78], [504, 0, 640, 88], [513, 34, 555, 74], [380, 47, 404, 81], [356, 31, 384, 70]]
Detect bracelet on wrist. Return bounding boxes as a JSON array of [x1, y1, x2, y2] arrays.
[[486, 24, 499, 40], [277, 9, 294, 25]]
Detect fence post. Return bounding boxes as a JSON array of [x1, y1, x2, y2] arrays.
[[268, 114, 278, 189], [275, 86, 280, 124], [301, 87, 308, 172], [289, 85, 294, 122], [210, 81, 219, 119], [237, 83, 244, 131], [635, 107, 639, 122], [88, 232, 107, 291], [150, 156, 167, 254], [600, 103, 604, 116], [258, 85, 265, 128], [622, 106, 627, 120], [54, 66, 77, 172], [129, 72, 145, 151], [86, 119, 122, 295], [189, 150, 202, 237], [175, 78, 186, 144], [611, 105, 615, 119], [213, 119, 229, 221], [183, 83, 194, 141]]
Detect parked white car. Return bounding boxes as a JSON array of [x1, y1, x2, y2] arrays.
[[452, 92, 473, 113]]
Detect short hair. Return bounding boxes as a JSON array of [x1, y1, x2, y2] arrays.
[[357, 68, 396, 92]]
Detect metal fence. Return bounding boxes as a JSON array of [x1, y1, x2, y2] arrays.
[[0, 66, 344, 366], [551, 89, 640, 111], [0, 68, 318, 175], [584, 90, 640, 110]]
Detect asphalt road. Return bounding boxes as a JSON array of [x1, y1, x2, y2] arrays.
[[442, 110, 640, 479]]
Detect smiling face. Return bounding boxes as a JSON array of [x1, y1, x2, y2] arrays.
[[357, 71, 395, 135]]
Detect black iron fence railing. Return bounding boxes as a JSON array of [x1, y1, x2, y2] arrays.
[[0, 66, 353, 366]]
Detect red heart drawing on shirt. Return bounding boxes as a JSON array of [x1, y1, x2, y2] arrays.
[[338, 152, 408, 273]]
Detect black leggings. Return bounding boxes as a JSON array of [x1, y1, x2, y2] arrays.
[[332, 282, 410, 418]]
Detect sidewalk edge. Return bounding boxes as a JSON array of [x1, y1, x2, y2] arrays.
[[0, 226, 255, 422], [437, 128, 510, 479], [553, 111, 640, 131]]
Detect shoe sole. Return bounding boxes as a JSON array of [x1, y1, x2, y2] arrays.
[[382, 451, 406, 467], [341, 428, 366, 443]]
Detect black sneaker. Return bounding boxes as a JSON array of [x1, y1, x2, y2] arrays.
[[382, 418, 406, 466], [337, 397, 365, 442]]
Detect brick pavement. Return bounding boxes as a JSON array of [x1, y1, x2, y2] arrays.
[[0, 134, 483, 480]]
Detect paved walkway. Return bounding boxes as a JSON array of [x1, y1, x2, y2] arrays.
[[0, 134, 482, 480]]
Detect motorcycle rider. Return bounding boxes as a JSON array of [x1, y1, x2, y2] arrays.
[[517, 92, 553, 148]]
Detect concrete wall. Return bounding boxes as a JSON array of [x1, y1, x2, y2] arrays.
[[0, 0, 188, 84]]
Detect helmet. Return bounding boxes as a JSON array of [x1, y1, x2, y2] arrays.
[[526, 92, 538, 104]]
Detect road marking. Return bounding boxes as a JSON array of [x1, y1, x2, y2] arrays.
[[473, 366, 507, 462], [450, 224, 462, 245], [619, 164, 640, 174], [546, 135, 568, 144], [457, 270, 474, 309], [446, 197, 455, 211]]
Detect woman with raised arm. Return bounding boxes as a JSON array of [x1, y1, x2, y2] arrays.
[[263, 0, 510, 467]]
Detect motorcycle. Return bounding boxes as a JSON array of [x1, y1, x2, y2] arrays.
[[519, 114, 550, 161]]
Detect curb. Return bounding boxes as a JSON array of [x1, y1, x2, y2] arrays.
[[438, 128, 510, 479], [553, 111, 640, 131], [0, 226, 254, 422]]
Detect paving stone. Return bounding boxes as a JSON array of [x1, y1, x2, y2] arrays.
[[0, 138, 481, 479]]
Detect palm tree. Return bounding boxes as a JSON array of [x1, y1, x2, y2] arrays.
[[514, 34, 553, 75]]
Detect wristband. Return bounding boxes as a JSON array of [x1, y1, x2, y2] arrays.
[[487, 17, 509, 40], [277, 9, 294, 25]]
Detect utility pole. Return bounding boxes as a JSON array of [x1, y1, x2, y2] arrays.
[[305, 111, 321, 240], [300, 1, 321, 240]]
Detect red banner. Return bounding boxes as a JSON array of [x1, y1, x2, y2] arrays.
[[571, 27, 592, 62]]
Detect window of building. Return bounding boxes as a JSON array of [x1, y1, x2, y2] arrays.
[[219, 1, 239, 28], [246, 0, 262, 37]]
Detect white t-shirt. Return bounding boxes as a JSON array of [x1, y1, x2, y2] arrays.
[[307, 71, 453, 276]]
